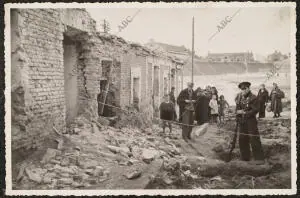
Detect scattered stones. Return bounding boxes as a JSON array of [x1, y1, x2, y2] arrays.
[[92, 123, 100, 133], [93, 166, 104, 176], [131, 146, 142, 159], [59, 172, 70, 178], [106, 145, 130, 155], [53, 164, 77, 174], [16, 163, 27, 182], [124, 170, 142, 180], [161, 172, 173, 185], [43, 176, 53, 184], [74, 146, 81, 151], [60, 158, 70, 167], [142, 149, 160, 164], [41, 148, 62, 164], [58, 178, 73, 185], [84, 169, 94, 175], [25, 167, 42, 183], [71, 181, 83, 188], [55, 138, 64, 150], [144, 128, 153, 135], [78, 160, 98, 169], [98, 116, 110, 126]]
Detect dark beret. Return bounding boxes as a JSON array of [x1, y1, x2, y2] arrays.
[[238, 81, 251, 89]]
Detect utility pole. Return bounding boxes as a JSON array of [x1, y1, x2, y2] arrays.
[[191, 17, 195, 84], [101, 19, 111, 33], [244, 52, 248, 74]]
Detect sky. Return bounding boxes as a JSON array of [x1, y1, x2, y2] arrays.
[[87, 6, 293, 57]]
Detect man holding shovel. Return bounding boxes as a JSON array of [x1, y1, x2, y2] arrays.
[[227, 82, 265, 164]]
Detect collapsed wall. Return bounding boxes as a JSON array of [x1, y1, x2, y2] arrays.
[[10, 8, 101, 151], [10, 8, 182, 152]]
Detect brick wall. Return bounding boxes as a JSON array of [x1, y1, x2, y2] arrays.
[[120, 53, 132, 108], [147, 59, 154, 113], [10, 8, 182, 152], [11, 9, 65, 151]]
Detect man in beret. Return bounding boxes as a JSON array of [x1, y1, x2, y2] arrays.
[[235, 81, 265, 164]]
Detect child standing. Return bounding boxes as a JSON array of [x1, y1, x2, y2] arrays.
[[209, 94, 219, 124], [218, 95, 229, 124], [159, 95, 176, 135]]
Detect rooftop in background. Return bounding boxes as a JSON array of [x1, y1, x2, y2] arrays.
[[207, 51, 253, 57]]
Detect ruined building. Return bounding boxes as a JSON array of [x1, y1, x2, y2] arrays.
[[10, 8, 184, 152]]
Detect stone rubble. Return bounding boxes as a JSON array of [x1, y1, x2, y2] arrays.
[[14, 111, 291, 190]]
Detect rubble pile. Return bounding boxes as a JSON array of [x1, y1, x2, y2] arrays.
[[13, 113, 184, 190], [13, 109, 291, 190], [114, 106, 152, 129]]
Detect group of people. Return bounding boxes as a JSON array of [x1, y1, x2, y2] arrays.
[[159, 83, 230, 139], [96, 80, 285, 164], [256, 83, 285, 118], [159, 81, 285, 164]]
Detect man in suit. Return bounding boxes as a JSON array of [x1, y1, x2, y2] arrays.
[[177, 82, 197, 141]]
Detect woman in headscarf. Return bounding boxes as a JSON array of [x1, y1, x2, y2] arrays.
[[270, 83, 285, 118], [195, 88, 210, 125]]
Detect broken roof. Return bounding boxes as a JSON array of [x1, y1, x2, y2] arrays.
[[148, 42, 189, 54]]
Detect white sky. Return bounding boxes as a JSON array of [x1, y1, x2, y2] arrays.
[[87, 6, 292, 57]]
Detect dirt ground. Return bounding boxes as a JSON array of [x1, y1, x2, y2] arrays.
[[12, 106, 291, 190]]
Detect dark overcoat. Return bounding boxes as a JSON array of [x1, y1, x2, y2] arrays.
[[236, 92, 264, 161], [270, 88, 284, 113], [257, 88, 269, 104], [195, 93, 210, 124], [177, 88, 197, 111]]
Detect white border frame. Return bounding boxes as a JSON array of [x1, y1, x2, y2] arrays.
[[4, 2, 297, 196]]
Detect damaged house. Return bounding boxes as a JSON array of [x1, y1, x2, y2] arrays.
[[10, 8, 184, 152]]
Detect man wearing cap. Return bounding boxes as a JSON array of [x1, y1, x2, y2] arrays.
[[177, 82, 197, 141], [235, 81, 264, 164]]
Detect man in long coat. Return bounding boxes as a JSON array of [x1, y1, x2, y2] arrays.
[[257, 84, 269, 118], [236, 82, 264, 164], [270, 83, 285, 118], [177, 82, 197, 141]]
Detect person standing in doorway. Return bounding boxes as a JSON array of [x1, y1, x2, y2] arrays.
[[236, 82, 264, 164], [177, 82, 196, 141], [257, 84, 269, 118]]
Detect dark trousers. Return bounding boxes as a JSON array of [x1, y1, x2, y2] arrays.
[[182, 110, 194, 140], [259, 102, 266, 118], [211, 114, 218, 123], [179, 106, 184, 122], [238, 120, 264, 161]]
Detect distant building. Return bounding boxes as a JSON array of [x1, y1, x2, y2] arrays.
[[267, 50, 288, 63], [207, 52, 255, 63]]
